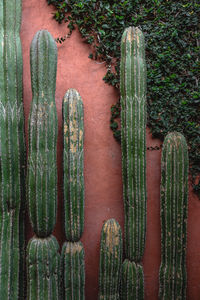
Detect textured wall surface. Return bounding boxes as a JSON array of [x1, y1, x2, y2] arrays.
[[21, 1, 200, 299]]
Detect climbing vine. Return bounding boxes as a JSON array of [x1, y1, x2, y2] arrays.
[[47, 0, 200, 194]]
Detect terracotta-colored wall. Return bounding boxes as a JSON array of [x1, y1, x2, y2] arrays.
[[21, 1, 200, 299]]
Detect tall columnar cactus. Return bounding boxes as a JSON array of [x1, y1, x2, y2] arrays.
[[27, 235, 60, 300], [61, 241, 85, 300], [0, 1, 26, 299], [62, 89, 84, 241], [159, 132, 188, 300], [98, 219, 122, 300], [27, 30, 60, 300], [27, 30, 58, 238], [120, 26, 147, 262], [61, 88, 85, 299], [121, 259, 144, 300]]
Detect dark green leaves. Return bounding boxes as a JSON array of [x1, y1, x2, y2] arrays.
[[48, 0, 200, 195]]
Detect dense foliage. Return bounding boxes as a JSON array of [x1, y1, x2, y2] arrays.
[[47, 0, 200, 194]]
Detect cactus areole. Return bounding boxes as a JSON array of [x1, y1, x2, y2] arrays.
[[27, 30, 58, 238], [0, 0, 26, 299]]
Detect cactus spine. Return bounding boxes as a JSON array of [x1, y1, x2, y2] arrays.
[[63, 89, 84, 241], [27, 30, 60, 300], [0, 1, 26, 299], [61, 88, 85, 299], [61, 241, 85, 300], [120, 26, 147, 299], [159, 132, 188, 300], [98, 219, 122, 300]]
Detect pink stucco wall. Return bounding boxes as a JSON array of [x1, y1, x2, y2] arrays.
[[21, 1, 200, 299]]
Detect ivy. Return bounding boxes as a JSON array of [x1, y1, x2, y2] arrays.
[[47, 0, 200, 195]]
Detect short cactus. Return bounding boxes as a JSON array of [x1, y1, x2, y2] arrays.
[[120, 26, 147, 262], [0, 1, 26, 298], [62, 89, 84, 241], [159, 132, 188, 300], [61, 241, 85, 300], [27, 235, 60, 300], [98, 219, 122, 300], [121, 259, 144, 300], [27, 30, 58, 238]]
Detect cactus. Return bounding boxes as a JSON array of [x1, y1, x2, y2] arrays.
[[98, 219, 122, 300], [27, 30, 58, 237], [121, 259, 144, 300], [159, 132, 188, 300], [26, 30, 59, 300], [61, 241, 85, 300], [120, 26, 147, 262], [27, 235, 60, 300], [0, 1, 26, 299], [62, 89, 84, 241]]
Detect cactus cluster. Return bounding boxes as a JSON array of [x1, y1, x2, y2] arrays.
[[0, 1, 26, 298], [0, 3, 191, 299], [26, 30, 60, 300], [120, 26, 147, 299], [61, 88, 85, 300], [98, 219, 122, 300], [159, 132, 188, 300]]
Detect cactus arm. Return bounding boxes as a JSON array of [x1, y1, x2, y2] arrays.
[[159, 132, 188, 300], [62, 88, 84, 241], [98, 219, 122, 300], [27, 30, 58, 237]]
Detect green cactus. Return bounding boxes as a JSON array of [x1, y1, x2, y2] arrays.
[[159, 132, 188, 300], [98, 219, 122, 300], [0, 1, 26, 299], [27, 235, 60, 300], [121, 259, 144, 300], [62, 89, 84, 241], [27, 30, 58, 237], [61, 241, 85, 300], [120, 26, 147, 263]]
